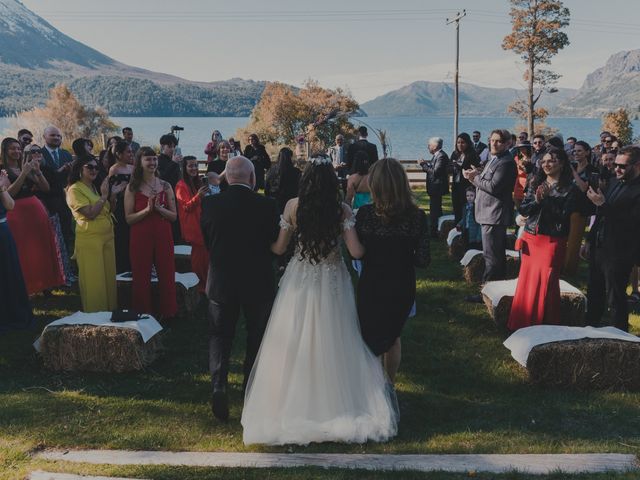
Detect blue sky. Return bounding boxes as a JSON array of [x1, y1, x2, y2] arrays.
[[21, 0, 640, 102]]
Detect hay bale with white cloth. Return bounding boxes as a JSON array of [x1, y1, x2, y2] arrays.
[[446, 229, 465, 260], [482, 279, 586, 329], [174, 244, 192, 273], [437, 214, 455, 240], [461, 250, 521, 284], [35, 311, 163, 372], [504, 325, 640, 390]]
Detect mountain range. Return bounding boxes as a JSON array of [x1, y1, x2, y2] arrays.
[[0, 0, 639, 118]]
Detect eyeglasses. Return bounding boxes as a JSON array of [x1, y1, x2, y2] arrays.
[[21, 137, 33, 144], [84, 164, 98, 171]]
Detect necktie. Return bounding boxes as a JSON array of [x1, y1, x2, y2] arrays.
[[53, 149, 60, 167]]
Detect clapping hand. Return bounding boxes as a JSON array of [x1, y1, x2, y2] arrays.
[[57, 162, 71, 173], [100, 177, 110, 200], [462, 166, 478, 181], [146, 195, 156, 213], [111, 181, 126, 197], [586, 186, 605, 206], [0, 170, 10, 190], [534, 183, 550, 203]]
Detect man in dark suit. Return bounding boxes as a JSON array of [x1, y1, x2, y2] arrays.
[[201, 156, 280, 421], [585, 145, 640, 332], [420, 137, 450, 237], [472, 131, 488, 156], [39, 126, 74, 250], [157, 133, 182, 243], [463, 129, 517, 302], [346, 126, 379, 173]]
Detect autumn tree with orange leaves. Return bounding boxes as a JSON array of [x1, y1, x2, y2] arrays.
[[502, 0, 570, 137]]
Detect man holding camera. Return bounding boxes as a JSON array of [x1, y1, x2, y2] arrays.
[[585, 145, 640, 332]]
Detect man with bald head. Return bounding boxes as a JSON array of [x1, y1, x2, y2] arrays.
[[39, 126, 74, 250], [200, 156, 280, 421]]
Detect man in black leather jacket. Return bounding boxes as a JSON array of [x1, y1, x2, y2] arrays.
[[585, 145, 640, 332]]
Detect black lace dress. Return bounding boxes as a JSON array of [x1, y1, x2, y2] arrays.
[[355, 204, 430, 355]]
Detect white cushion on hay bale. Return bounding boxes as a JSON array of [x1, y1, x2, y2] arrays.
[[446, 228, 466, 260], [437, 214, 455, 239], [481, 278, 586, 328], [116, 272, 200, 317], [33, 311, 163, 372], [504, 325, 640, 390], [174, 244, 193, 273], [460, 249, 520, 284]]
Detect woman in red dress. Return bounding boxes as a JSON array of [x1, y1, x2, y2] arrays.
[[175, 156, 210, 293], [508, 148, 580, 331], [124, 147, 177, 319], [1, 139, 64, 295]]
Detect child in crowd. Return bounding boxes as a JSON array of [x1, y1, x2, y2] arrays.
[[457, 187, 482, 250], [206, 172, 221, 196]]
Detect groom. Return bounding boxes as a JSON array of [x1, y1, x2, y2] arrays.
[[201, 156, 280, 421]]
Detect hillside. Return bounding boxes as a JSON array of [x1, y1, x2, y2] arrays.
[[361, 81, 577, 117], [0, 0, 266, 116], [554, 50, 640, 118]]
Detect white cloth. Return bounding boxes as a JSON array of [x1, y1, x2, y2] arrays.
[[116, 272, 199, 289], [446, 228, 461, 246], [241, 240, 398, 446], [33, 311, 162, 352], [174, 245, 192, 256], [460, 249, 483, 266], [437, 214, 455, 231], [481, 278, 584, 307], [504, 325, 640, 367]]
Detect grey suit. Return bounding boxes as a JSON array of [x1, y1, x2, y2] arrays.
[[472, 151, 517, 282], [422, 150, 450, 236]]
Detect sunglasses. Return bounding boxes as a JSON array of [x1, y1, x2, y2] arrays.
[[21, 137, 33, 143], [84, 164, 98, 171], [29, 148, 42, 155], [614, 163, 630, 170]]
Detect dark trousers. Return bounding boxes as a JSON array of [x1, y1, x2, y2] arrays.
[[429, 193, 443, 236], [586, 249, 632, 331], [451, 183, 466, 223], [481, 224, 507, 283], [208, 297, 273, 392]]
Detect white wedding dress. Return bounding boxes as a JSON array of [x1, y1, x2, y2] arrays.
[[241, 216, 398, 445]]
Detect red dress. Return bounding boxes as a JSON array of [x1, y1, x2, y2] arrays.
[[129, 191, 177, 317], [7, 196, 64, 295], [507, 231, 566, 331], [175, 180, 210, 293]]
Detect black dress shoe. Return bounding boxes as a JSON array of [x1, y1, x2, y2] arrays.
[[465, 294, 484, 303], [211, 390, 229, 421]]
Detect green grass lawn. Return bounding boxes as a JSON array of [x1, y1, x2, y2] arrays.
[[1, 191, 639, 479]]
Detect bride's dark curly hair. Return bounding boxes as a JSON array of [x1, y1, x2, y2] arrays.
[[296, 158, 343, 264]]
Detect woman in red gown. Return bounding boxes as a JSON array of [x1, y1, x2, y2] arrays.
[[508, 148, 581, 331], [124, 147, 177, 319], [175, 156, 210, 293], [1, 139, 64, 295]]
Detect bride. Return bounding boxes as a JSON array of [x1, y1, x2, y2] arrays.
[[241, 157, 398, 446]]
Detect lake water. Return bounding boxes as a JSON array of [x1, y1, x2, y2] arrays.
[[2, 116, 637, 160]]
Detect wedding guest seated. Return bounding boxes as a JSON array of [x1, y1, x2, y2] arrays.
[[125, 147, 177, 320], [66, 156, 120, 312], [345, 151, 371, 210], [356, 158, 430, 382], [175, 156, 210, 293], [265, 147, 300, 214], [456, 187, 482, 251], [1, 139, 64, 295], [508, 148, 579, 331], [0, 170, 34, 333]]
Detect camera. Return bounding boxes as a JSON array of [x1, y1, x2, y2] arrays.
[[170, 125, 184, 132]]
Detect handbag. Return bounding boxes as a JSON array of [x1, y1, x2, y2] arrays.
[[110, 309, 147, 323]]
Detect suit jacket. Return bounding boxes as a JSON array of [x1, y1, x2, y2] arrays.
[[38, 147, 73, 212], [422, 150, 450, 195], [587, 175, 640, 263], [201, 184, 280, 303], [473, 151, 517, 226], [346, 139, 379, 173], [473, 141, 488, 155], [157, 154, 181, 190]]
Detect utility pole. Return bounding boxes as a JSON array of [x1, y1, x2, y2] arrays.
[[446, 9, 466, 147]]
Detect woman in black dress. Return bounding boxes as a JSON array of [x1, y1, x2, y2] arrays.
[[356, 158, 430, 382], [450, 132, 481, 223], [107, 140, 134, 273], [265, 147, 300, 214]]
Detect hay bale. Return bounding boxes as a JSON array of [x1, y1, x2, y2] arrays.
[[448, 234, 466, 260], [39, 325, 162, 372], [482, 282, 586, 329], [174, 245, 192, 273], [438, 219, 456, 240], [117, 273, 199, 318], [527, 339, 640, 391], [462, 252, 521, 285]]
